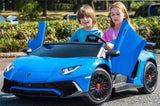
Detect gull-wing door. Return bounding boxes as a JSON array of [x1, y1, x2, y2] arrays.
[[28, 21, 46, 51], [111, 20, 146, 76]]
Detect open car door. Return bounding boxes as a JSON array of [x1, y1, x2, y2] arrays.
[[28, 21, 46, 51], [111, 20, 146, 77]]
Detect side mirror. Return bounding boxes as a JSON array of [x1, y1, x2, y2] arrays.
[[146, 42, 156, 46], [23, 48, 32, 55], [144, 42, 156, 50], [105, 50, 120, 57]]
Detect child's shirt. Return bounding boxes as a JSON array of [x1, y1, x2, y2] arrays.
[[103, 27, 119, 44], [68, 27, 103, 42]]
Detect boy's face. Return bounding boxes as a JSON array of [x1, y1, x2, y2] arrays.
[[80, 16, 93, 30], [110, 7, 126, 27]]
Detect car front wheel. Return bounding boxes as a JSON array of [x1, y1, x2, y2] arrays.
[[86, 67, 112, 105]]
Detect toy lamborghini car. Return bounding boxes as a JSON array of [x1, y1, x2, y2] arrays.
[[1, 20, 158, 105]]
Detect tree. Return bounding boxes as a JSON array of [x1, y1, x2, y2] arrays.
[[18, 0, 42, 21]]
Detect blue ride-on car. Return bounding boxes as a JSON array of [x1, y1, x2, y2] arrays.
[[1, 20, 158, 105]]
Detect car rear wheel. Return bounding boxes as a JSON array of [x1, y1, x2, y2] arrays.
[[137, 61, 158, 94], [85, 67, 112, 105]]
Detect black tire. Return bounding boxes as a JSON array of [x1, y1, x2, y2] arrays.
[[137, 61, 158, 94], [85, 67, 112, 105]]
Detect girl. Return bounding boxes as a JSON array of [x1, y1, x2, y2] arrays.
[[103, 2, 132, 49], [68, 4, 103, 42]]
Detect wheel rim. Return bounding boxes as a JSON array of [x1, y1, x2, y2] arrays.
[[145, 65, 157, 91], [89, 71, 111, 101]]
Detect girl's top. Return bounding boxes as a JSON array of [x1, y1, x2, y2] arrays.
[[103, 27, 119, 44], [68, 27, 103, 42]]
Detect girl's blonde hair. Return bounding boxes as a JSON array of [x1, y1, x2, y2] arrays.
[[109, 2, 130, 27], [77, 4, 97, 27]]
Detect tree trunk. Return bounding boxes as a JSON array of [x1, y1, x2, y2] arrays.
[[42, 0, 47, 16], [12, 1, 16, 11], [73, 0, 77, 14], [106, 0, 108, 11], [127, 1, 131, 11]]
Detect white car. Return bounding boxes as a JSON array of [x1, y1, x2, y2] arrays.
[[6, 15, 19, 24], [63, 14, 77, 21], [0, 14, 18, 24]]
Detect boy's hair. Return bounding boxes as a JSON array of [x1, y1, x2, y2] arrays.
[[77, 4, 97, 27], [109, 2, 130, 27]]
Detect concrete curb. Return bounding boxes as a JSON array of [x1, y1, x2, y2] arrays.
[[0, 52, 26, 58]]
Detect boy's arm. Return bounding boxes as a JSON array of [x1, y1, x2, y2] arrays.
[[68, 30, 78, 42]]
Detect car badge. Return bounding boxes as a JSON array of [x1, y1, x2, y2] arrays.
[[27, 73, 31, 77]]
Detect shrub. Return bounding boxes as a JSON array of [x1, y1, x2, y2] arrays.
[[97, 17, 110, 32], [0, 38, 27, 52], [131, 17, 160, 47]]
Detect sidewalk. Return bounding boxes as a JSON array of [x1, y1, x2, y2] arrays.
[[0, 49, 160, 58]]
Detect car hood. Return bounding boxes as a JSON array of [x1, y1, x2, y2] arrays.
[[4, 55, 106, 83]]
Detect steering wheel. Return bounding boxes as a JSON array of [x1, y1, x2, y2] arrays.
[[85, 34, 106, 44]]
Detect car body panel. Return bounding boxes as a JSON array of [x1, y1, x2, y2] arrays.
[[4, 52, 111, 92], [127, 49, 157, 85]]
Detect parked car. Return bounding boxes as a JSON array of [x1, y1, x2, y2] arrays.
[[0, 14, 18, 24], [129, 13, 134, 18], [63, 14, 77, 21], [0, 15, 6, 22], [1, 20, 158, 105], [63, 14, 106, 21], [6, 15, 19, 24], [134, 3, 160, 17]]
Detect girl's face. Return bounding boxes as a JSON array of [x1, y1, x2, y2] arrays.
[[110, 7, 126, 27], [80, 16, 93, 30]]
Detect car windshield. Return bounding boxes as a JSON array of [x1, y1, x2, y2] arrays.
[[32, 42, 105, 58], [150, 5, 160, 16]]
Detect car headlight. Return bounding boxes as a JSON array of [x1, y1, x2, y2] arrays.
[[5, 62, 14, 72], [60, 66, 80, 75]]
